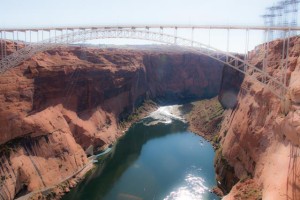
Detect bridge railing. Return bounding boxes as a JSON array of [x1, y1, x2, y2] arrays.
[[0, 25, 298, 99]]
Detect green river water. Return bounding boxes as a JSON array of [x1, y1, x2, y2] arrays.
[[62, 106, 219, 200]]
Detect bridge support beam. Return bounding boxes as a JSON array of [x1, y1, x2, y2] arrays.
[[191, 27, 194, 46], [174, 27, 178, 44], [4, 32, 6, 58], [208, 27, 211, 47], [0, 26, 293, 99], [263, 30, 270, 84], [0, 32, 3, 60], [280, 29, 291, 98]]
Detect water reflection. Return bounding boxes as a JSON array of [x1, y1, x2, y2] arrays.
[[62, 106, 219, 200], [164, 173, 209, 200]]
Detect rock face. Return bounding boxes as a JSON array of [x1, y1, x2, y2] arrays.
[[0, 45, 224, 199], [184, 97, 224, 143], [219, 66, 244, 108], [216, 36, 300, 199]]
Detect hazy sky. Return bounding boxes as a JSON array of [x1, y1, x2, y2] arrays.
[[1, 0, 277, 28], [0, 0, 288, 52]]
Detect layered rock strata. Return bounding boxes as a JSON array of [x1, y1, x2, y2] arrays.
[[0, 45, 224, 199], [215, 36, 300, 200]]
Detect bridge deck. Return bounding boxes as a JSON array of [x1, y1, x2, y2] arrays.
[[1, 25, 300, 32]]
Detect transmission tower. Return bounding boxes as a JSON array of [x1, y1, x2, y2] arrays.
[[289, 0, 299, 35], [262, 0, 299, 39], [262, 7, 276, 41], [280, 0, 299, 35], [269, 6, 278, 40], [273, 4, 284, 38]]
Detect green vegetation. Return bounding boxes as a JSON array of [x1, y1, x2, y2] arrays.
[[214, 147, 223, 165], [212, 135, 221, 150], [58, 182, 68, 191], [246, 189, 262, 200], [214, 147, 230, 167], [239, 175, 250, 183], [45, 191, 56, 200], [234, 181, 262, 200], [184, 96, 224, 148], [213, 135, 220, 143]]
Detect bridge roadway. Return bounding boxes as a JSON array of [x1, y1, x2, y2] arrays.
[[1, 25, 300, 31], [0, 25, 299, 99]]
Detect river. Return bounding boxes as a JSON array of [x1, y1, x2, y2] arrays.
[[62, 106, 219, 200]]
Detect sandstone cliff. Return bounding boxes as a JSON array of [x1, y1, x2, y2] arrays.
[[215, 36, 300, 199], [0, 44, 224, 199]]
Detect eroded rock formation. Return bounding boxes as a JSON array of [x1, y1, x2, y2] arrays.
[[0, 45, 224, 199], [216, 36, 300, 199]]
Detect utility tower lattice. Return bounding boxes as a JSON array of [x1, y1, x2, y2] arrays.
[[0, 25, 297, 100], [289, 0, 299, 35], [262, 0, 299, 39]]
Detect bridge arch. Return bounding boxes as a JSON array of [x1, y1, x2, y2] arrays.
[[0, 28, 286, 98]]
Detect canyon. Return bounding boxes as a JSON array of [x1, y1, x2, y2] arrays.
[[0, 44, 224, 199], [215, 36, 300, 199], [0, 35, 300, 200]]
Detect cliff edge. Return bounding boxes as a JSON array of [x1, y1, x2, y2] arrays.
[[215, 36, 300, 199], [0, 44, 224, 199]]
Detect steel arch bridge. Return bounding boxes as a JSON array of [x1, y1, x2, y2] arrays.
[[0, 25, 298, 99]]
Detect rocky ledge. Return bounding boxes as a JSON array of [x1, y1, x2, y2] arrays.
[[0, 44, 226, 200], [215, 36, 300, 199]]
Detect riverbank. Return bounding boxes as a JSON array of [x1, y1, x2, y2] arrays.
[[23, 97, 224, 200], [0, 45, 225, 200], [62, 102, 219, 200], [177, 96, 226, 197], [17, 100, 158, 200], [180, 97, 224, 149], [118, 99, 158, 132], [15, 159, 94, 200]]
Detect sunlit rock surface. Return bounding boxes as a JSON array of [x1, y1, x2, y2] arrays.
[[217, 36, 300, 199], [0, 44, 224, 199]]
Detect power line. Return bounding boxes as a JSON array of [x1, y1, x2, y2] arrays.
[[262, 0, 299, 40]]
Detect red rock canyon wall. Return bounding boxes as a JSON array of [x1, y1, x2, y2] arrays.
[[215, 36, 300, 200], [0, 45, 224, 199]]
